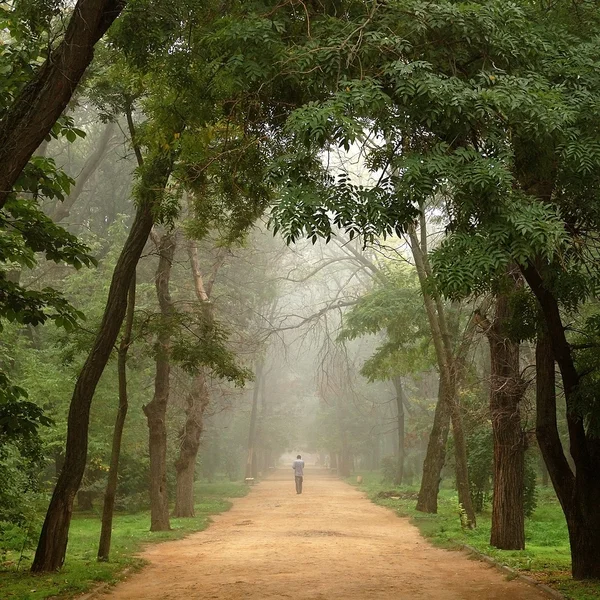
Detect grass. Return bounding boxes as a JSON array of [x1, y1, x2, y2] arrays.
[[0, 480, 248, 600], [348, 471, 600, 600]]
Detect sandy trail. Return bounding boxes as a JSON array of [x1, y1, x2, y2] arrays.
[[101, 469, 548, 600]]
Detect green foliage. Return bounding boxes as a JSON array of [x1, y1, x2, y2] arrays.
[[0, 3, 100, 441], [431, 199, 567, 300], [380, 455, 400, 484], [524, 452, 538, 519], [339, 266, 432, 381], [170, 312, 253, 386], [467, 427, 493, 513]]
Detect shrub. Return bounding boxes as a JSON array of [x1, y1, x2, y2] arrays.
[[380, 456, 398, 484]]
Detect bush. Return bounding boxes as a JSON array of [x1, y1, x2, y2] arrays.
[[380, 456, 398, 484], [467, 428, 493, 513], [524, 451, 538, 517], [0, 521, 33, 553]]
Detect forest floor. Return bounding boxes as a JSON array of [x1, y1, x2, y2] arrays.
[[99, 468, 550, 600]]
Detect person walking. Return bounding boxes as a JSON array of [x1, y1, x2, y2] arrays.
[[293, 454, 305, 494]]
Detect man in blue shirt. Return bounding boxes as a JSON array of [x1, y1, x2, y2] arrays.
[[292, 454, 305, 494]]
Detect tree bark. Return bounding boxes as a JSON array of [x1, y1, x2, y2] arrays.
[[31, 152, 172, 572], [0, 0, 126, 208], [535, 332, 600, 579], [173, 372, 210, 517], [522, 260, 600, 579], [97, 274, 136, 561], [448, 391, 476, 528], [144, 232, 176, 532], [172, 239, 221, 517], [540, 455, 549, 487], [252, 367, 268, 477], [483, 288, 526, 549], [392, 376, 405, 486], [417, 376, 451, 512]]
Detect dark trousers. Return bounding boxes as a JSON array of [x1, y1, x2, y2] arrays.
[[295, 476, 303, 494]]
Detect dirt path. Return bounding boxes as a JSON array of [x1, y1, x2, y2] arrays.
[[101, 469, 548, 600]]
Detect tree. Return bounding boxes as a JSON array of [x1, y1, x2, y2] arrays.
[[31, 148, 174, 571], [475, 273, 527, 550], [97, 275, 136, 561], [339, 264, 431, 486], [172, 241, 223, 518], [0, 0, 126, 208], [143, 230, 176, 531], [261, 0, 600, 576]]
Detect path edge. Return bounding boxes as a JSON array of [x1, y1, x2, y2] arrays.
[[349, 480, 566, 600], [72, 482, 257, 600], [459, 543, 565, 600], [73, 565, 140, 600]]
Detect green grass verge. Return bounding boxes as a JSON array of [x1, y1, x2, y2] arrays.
[[0, 480, 248, 600], [348, 471, 600, 600]]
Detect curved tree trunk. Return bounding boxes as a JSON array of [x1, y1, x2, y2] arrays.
[[97, 274, 136, 561], [172, 238, 224, 514], [31, 154, 172, 571], [0, 0, 126, 208], [535, 328, 600, 579], [144, 231, 176, 532], [174, 372, 210, 517]]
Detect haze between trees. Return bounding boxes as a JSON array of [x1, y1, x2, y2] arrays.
[[0, 0, 599, 593]]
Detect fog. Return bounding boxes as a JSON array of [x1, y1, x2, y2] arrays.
[[4, 2, 588, 588]]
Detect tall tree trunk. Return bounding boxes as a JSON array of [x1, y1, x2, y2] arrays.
[[409, 223, 476, 527], [98, 274, 136, 561], [174, 373, 210, 517], [144, 232, 176, 532], [0, 0, 126, 208], [417, 377, 451, 512], [245, 360, 263, 479], [523, 260, 600, 579], [535, 331, 600, 579], [31, 154, 172, 572], [254, 369, 268, 477], [172, 239, 221, 516], [448, 393, 476, 528], [481, 285, 526, 550], [392, 376, 405, 486], [540, 454, 549, 487]]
